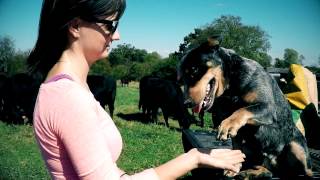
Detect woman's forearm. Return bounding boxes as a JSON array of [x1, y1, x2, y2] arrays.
[[154, 148, 199, 180], [154, 148, 245, 180]]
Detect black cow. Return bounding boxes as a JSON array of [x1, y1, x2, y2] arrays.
[[120, 76, 130, 87], [0, 73, 8, 120], [2, 73, 40, 124], [87, 75, 116, 118], [192, 110, 205, 127], [139, 75, 192, 129]]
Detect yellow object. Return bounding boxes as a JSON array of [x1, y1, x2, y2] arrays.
[[283, 64, 318, 136], [285, 64, 315, 110]]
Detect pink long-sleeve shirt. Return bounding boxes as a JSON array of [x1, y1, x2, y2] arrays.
[[33, 75, 159, 180]]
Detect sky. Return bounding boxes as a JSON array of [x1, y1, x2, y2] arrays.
[[0, 0, 319, 65]]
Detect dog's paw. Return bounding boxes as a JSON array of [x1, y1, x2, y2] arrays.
[[224, 170, 238, 177], [217, 119, 241, 140], [235, 166, 273, 180], [224, 163, 242, 177]]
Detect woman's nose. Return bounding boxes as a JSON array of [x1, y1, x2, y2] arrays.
[[111, 30, 120, 41]]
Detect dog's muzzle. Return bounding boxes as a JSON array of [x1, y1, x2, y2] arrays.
[[184, 98, 195, 108]]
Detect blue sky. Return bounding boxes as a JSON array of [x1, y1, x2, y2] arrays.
[[0, 0, 319, 65]]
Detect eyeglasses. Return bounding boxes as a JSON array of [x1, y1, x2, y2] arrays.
[[81, 17, 118, 35], [94, 19, 118, 35]]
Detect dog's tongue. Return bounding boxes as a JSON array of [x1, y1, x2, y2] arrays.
[[192, 101, 203, 113]]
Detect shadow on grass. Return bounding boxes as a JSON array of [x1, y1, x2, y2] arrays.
[[116, 112, 183, 132], [116, 112, 150, 123]]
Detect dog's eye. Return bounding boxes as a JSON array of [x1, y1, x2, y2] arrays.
[[184, 67, 198, 76], [191, 67, 199, 75], [182, 66, 200, 86]]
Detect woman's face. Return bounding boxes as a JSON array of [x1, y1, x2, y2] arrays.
[[78, 16, 120, 65]]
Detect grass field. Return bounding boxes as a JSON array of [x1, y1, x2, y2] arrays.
[[0, 82, 213, 179]]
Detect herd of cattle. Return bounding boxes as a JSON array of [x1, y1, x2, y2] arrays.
[[0, 73, 198, 128], [0, 73, 118, 124], [0, 73, 40, 124], [4, 71, 301, 129]]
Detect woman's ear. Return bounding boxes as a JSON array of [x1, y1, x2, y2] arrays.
[[68, 18, 81, 38]]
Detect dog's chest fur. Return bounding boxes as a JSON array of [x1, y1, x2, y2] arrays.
[[217, 56, 298, 156]]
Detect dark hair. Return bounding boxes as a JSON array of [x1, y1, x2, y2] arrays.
[[27, 0, 126, 76]]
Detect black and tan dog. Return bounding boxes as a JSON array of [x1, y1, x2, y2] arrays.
[[178, 37, 313, 179]]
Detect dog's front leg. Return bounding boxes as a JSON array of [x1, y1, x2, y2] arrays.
[[217, 107, 254, 140], [217, 103, 273, 140]]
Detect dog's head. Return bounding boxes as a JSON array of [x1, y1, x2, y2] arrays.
[[178, 37, 231, 113]]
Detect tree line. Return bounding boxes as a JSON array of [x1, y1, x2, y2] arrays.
[[1, 15, 320, 80]]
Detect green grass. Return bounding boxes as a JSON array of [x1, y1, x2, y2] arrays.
[[0, 83, 213, 179], [0, 123, 50, 179]]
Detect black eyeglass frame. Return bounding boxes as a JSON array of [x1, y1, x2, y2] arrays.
[[94, 19, 119, 34], [80, 17, 119, 34]]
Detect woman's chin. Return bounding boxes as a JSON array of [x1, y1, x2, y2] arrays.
[[100, 49, 109, 58]]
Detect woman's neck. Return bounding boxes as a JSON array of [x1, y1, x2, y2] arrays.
[[46, 48, 90, 89]]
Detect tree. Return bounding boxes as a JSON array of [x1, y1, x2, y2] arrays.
[[90, 58, 112, 76], [177, 28, 203, 58], [7, 50, 30, 75], [110, 64, 128, 80], [283, 48, 299, 65], [144, 51, 162, 63], [107, 44, 166, 81], [176, 15, 272, 67], [150, 55, 180, 81], [0, 36, 15, 73], [274, 58, 288, 68], [274, 48, 302, 68], [298, 54, 305, 65], [108, 44, 148, 66], [255, 52, 272, 68], [127, 62, 152, 81]]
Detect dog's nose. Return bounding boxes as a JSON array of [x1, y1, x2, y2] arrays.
[[184, 98, 195, 108]]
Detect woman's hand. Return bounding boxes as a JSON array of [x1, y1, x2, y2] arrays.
[[155, 148, 245, 180], [190, 148, 246, 173]]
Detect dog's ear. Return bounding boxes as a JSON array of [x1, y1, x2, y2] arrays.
[[207, 35, 221, 50]]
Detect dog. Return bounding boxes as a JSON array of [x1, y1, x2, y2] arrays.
[[178, 37, 313, 179]]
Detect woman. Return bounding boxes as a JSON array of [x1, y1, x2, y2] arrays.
[[28, 0, 245, 179]]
